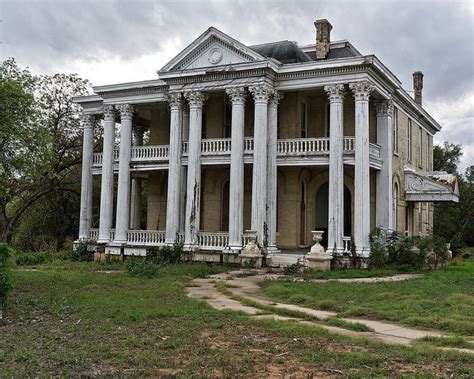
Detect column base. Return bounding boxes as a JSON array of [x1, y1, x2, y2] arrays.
[[183, 243, 199, 252], [355, 247, 371, 258]]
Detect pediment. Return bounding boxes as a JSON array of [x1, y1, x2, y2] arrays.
[[159, 27, 266, 73], [405, 170, 459, 202]]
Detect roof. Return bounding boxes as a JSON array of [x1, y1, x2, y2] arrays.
[[249, 40, 359, 64], [250, 41, 312, 64]]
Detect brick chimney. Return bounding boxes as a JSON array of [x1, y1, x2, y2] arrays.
[[314, 19, 332, 59], [413, 71, 423, 106]]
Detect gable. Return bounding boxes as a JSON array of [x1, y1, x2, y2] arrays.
[[160, 27, 267, 73]]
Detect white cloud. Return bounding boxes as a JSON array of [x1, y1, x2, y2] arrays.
[[426, 93, 474, 171]]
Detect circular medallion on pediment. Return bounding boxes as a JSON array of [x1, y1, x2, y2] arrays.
[[410, 177, 424, 191], [208, 47, 223, 64]]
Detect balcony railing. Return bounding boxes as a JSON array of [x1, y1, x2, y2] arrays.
[[278, 138, 330, 155], [91, 137, 381, 167], [132, 145, 169, 161]]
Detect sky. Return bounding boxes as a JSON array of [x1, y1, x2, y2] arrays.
[[1, 0, 473, 170]]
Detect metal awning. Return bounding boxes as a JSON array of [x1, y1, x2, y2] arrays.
[[404, 169, 459, 203]]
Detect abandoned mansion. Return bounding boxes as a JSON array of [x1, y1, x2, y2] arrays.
[[75, 19, 458, 265]]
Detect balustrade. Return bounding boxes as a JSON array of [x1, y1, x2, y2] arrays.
[[277, 138, 330, 155], [343, 137, 355, 151], [126, 230, 166, 245], [91, 137, 381, 167], [132, 145, 169, 161], [343, 236, 351, 253], [197, 232, 229, 250]]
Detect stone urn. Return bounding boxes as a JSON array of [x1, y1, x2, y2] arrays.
[[240, 230, 263, 268], [306, 230, 332, 271]]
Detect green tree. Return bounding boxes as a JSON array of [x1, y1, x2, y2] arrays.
[[433, 142, 462, 175], [433, 142, 473, 251], [0, 242, 13, 323], [0, 58, 92, 244]]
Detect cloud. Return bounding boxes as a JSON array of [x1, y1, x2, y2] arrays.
[[1, 0, 473, 167]]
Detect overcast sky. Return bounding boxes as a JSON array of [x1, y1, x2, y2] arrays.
[[1, 0, 473, 170]]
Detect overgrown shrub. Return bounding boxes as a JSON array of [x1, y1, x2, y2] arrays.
[[125, 258, 161, 278], [368, 228, 388, 268], [283, 262, 304, 275], [428, 236, 450, 268], [70, 240, 93, 262], [15, 251, 53, 266], [146, 243, 184, 264], [0, 243, 13, 324], [369, 230, 450, 271], [125, 243, 185, 278]]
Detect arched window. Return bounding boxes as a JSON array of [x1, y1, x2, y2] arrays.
[[299, 181, 307, 245], [220, 180, 230, 231]]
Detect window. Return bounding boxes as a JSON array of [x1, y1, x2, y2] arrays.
[[426, 203, 430, 235], [300, 102, 307, 138], [224, 102, 232, 138], [392, 182, 398, 231], [408, 119, 413, 162], [405, 203, 413, 237], [426, 132, 430, 169], [418, 203, 423, 236], [325, 102, 330, 137], [419, 127, 423, 167], [393, 108, 399, 154]]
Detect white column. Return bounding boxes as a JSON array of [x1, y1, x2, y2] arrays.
[[78, 114, 94, 240], [266, 91, 282, 252], [249, 84, 273, 245], [165, 93, 183, 244], [350, 81, 374, 256], [97, 105, 116, 243], [324, 85, 345, 254], [113, 104, 134, 243], [226, 87, 246, 251], [183, 91, 207, 249], [375, 99, 393, 231], [130, 127, 144, 230], [179, 105, 189, 234]]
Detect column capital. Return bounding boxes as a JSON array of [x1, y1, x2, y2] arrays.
[[102, 105, 116, 121], [249, 84, 274, 103], [184, 90, 208, 108], [349, 80, 374, 101], [166, 92, 183, 109], [269, 91, 283, 108], [226, 87, 246, 104], [324, 84, 345, 103], [81, 113, 94, 129], [118, 104, 134, 120], [374, 99, 394, 117]]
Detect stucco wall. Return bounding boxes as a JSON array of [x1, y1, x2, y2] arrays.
[[392, 106, 434, 236]]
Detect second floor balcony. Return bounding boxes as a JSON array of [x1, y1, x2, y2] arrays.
[[91, 136, 382, 172]]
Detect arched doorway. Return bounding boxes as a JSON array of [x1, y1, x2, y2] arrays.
[[314, 182, 352, 249]]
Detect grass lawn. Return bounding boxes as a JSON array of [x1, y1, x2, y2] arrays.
[[261, 262, 474, 335], [1, 260, 473, 377]]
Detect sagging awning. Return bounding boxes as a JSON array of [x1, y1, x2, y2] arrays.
[[404, 169, 459, 203]]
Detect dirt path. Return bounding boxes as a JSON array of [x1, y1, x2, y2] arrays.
[[186, 270, 473, 353]]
